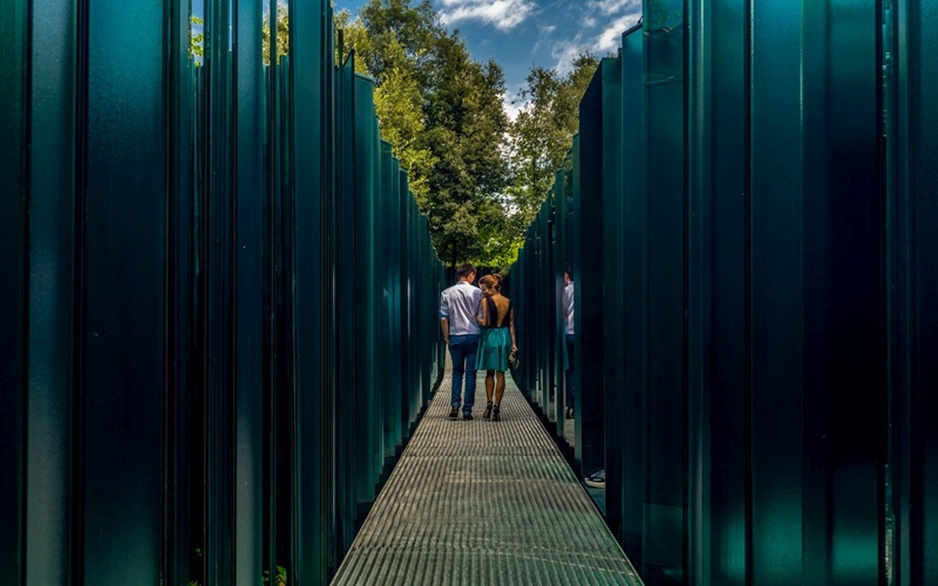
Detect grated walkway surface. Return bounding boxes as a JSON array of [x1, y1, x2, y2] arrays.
[[331, 367, 642, 585]]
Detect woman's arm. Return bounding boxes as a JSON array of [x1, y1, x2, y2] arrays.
[[509, 307, 518, 353]]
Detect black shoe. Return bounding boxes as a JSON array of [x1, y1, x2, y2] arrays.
[[565, 407, 574, 419], [449, 407, 459, 419], [463, 413, 474, 421], [482, 402, 493, 419], [492, 405, 501, 422]]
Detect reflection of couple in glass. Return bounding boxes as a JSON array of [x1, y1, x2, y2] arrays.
[[439, 263, 517, 422]]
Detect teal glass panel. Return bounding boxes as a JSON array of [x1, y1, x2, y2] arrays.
[[885, 1, 938, 584], [234, 1, 265, 583], [748, 2, 807, 583], [290, 0, 330, 581], [82, 0, 167, 582], [334, 55, 358, 559], [684, 0, 748, 584], [203, 1, 237, 582], [575, 69, 605, 479], [25, 0, 78, 580], [164, 0, 194, 582], [619, 25, 646, 567], [599, 56, 624, 537], [801, 2, 882, 585], [0, 1, 28, 583], [353, 75, 379, 518], [643, 3, 685, 581], [912, 1, 938, 580]]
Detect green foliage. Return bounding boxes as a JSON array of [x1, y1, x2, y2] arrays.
[[189, 16, 204, 63], [262, 2, 290, 65], [338, 0, 510, 267], [506, 53, 598, 238]]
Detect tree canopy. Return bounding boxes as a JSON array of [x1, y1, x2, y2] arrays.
[[337, 0, 598, 271]]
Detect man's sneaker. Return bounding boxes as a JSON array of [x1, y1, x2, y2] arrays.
[[463, 413, 474, 421], [449, 407, 459, 419], [585, 469, 606, 488]]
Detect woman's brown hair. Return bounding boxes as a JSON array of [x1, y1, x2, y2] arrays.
[[479, 274, 502, 292]]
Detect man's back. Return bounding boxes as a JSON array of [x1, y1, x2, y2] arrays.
[[440, 281, 482, 337]]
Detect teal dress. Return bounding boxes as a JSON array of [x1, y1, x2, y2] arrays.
[[476, 297, 513, 372]]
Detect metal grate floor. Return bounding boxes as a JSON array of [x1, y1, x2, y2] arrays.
[[331, 368, 643, 585]]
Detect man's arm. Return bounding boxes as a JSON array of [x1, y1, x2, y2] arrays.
[[440, 318, 450, 344]]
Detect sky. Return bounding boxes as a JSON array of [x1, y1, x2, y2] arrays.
[[332, 0, 643, 118]]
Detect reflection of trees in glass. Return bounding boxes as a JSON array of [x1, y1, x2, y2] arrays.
[[646, 1, 683, 30]]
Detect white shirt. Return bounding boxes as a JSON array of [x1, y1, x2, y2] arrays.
[[563, 281, 575, 335], [439, 281, 483, 336]]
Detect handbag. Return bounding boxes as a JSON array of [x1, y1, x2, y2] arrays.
[[508, 349, 520, 370]]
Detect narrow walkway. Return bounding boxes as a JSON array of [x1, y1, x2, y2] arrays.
[[331, 366, 642, 585]]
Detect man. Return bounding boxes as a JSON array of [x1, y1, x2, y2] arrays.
[[563, 269, 575, 419], [440, 263, 483, 420]]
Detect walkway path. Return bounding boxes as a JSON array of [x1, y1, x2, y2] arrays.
[[331, 364, 642, 585]]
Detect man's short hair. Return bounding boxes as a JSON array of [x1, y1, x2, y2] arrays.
[[456, 263, 476, 279]]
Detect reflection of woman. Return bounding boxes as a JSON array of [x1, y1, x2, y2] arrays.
[[475, 274, 518, 421]]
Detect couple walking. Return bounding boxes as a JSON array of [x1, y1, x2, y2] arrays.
[[439, 263, 518, 421]]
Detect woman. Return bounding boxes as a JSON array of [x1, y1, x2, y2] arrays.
[[475, 274, 518, 421]]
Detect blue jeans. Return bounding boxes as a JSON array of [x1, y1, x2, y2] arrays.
[[449, 334, 479, 413], [565, 334, 575, 408]]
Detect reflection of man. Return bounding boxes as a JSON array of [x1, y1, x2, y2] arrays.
[[440, 263, 483, 420], [563, 270, 575, 419]]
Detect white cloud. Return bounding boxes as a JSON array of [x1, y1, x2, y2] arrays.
[[503, 88, 525, 121], [589, 0, 643, 16], [438, 0, 537, 31], [550, 38, 589, 75], [547, 3, 641, 73], [595, 13, 640, 53]]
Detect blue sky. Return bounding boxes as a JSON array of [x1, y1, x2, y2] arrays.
[[333, 0, 643, 117]]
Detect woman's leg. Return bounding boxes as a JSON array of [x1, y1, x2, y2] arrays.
[[495, 371, 506, 405], [485, 370, 495, 402]]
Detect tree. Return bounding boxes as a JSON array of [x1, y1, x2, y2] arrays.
[[262, 3, 290, 65], [338, 0, 510, 269], [506, 53, 599, 237]]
